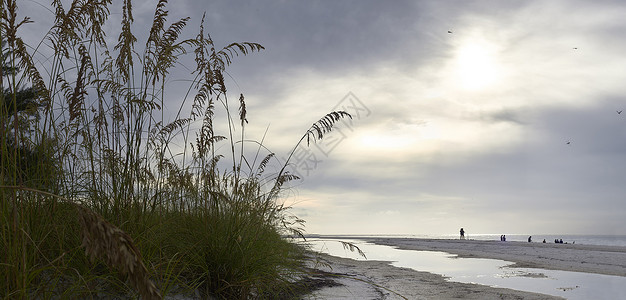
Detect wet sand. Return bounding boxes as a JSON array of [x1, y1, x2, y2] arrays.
[[304, 237, 626, 299], [366, 237, 626, 277], [305, 254, 562, 299]]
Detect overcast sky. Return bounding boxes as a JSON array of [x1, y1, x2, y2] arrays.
[[19, 0, 626, 235]]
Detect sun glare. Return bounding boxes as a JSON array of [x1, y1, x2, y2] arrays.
[[454, 43, 500, 90]]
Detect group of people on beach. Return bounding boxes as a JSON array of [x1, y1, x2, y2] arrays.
[[553, 238, 573, 244], [501, 235, 533, 242], [459, 229, 573, 244]]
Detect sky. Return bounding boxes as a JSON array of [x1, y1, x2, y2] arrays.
[[16, 0, 626, 235]]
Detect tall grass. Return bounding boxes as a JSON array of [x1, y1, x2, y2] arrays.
[[0, 0, 350, 299]]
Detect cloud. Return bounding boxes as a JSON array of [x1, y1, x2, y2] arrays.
[[14, 0, 626, 235]]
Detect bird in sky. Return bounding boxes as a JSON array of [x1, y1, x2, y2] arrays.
[[448, 30, 453, 34], [566, 141, 571, 145], [617, 110, 622, 114]]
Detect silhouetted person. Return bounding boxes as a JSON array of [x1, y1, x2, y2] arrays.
[[559, 239, 563, 244], [502, 235, 506, 242], [460, 228, 465, 240], [543, 239, 546, 243], [528, 236, 532, 242]]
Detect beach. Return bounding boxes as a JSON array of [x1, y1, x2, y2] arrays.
[[304, 237, 626, 299]]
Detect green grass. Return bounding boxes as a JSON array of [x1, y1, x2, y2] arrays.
[[0, 0, 350, 299]]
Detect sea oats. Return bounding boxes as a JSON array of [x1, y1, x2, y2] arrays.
[[77, 205, 161, 300]]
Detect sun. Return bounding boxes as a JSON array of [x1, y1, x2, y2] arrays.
[[454, 43, 500, 90]]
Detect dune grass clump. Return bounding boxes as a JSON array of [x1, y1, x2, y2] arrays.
[[0, 0, 350, 298]]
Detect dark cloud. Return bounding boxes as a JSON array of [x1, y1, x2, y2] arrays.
[[196, 1, 425, 70]]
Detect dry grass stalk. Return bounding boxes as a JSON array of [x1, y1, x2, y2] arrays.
[[77, 205, 162, 300]]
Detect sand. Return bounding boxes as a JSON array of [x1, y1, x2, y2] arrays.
[[304, 254, 562, 300], [367, 237, 626, 277], [304, 237, 626, 299]]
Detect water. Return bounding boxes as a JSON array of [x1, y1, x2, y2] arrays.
[[308, 238, 626, 300], [439, 234, 626, 247], [308, 234, 626, 247]]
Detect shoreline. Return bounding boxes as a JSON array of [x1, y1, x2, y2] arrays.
[[305, 253, 562, 299], [360, 237, 626, 277], [304, 236, 626, 299]]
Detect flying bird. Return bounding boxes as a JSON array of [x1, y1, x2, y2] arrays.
[[617, 110, 622, 114], [566, 141, 571, 145], [448, 30, 453, 34]]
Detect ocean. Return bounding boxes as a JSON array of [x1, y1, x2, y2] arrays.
[[308, 234, 626, 247], [414, 234, 626, 247], [432, 234, 626, 247]]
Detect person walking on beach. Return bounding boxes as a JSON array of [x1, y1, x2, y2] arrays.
[[528, 236, 532, 242], [460, 228, 465, 240]]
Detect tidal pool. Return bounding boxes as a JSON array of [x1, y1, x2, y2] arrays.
[[308, 239, 626, 300]]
